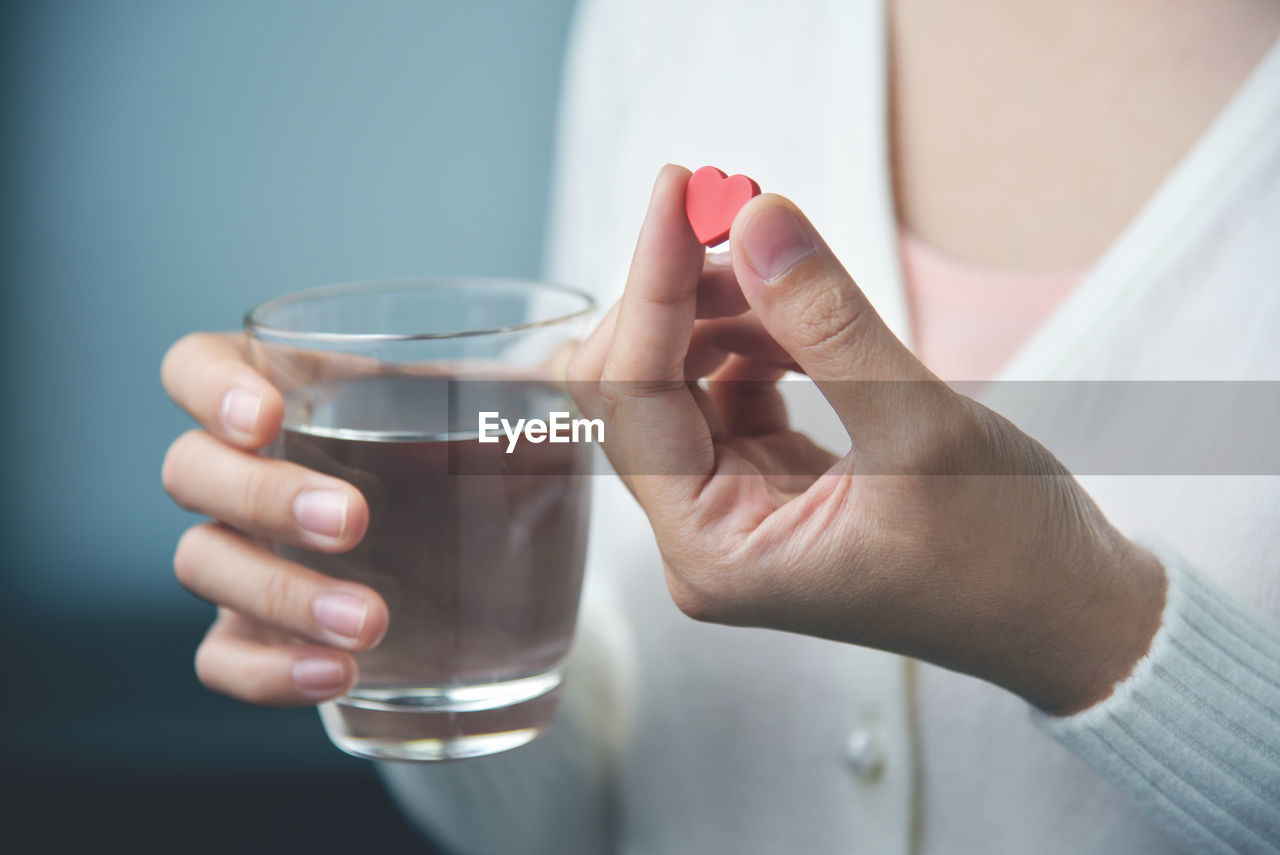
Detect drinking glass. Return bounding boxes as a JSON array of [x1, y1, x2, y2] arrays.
[[245, 277, 595, 761]]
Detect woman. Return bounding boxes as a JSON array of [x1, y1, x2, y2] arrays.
[[160, 1, 1280, 851]]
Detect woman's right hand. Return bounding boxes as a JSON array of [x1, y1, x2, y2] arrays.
[[160, 332, 388, 706]]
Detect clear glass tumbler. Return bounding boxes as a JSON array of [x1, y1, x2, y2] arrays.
[[245, 278, 595, 761]]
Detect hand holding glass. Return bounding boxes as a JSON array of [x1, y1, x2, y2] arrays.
[[246, 278, 594, 761]]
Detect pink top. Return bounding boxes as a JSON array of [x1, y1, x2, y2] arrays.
[[899, 231, 1083, 382]]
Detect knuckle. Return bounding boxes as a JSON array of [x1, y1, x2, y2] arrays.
[[160, 430, 203, 506], [172, 524, 212, 591], [192, 635, 220, 690], [237, 460, 283, 524], [162, 332, 215, 393], [240, 662, 284, 706], [193, 615, 287, 706], [566, 371, 600, 422], [160, 333, 195, 386], [596, 380, 626, 423], [260, 564, 304, 628], [160, 446, 183, 501], [791, 281, 870, 358], [598, 377, 686, 409], [899, 391, 987, 476], [596, 378, 625, 411]]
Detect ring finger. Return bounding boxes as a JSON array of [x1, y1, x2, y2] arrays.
[[174, 522, 388, 651], [162, 429, 370, 552]]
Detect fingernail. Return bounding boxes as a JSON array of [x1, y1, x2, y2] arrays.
[[292, 658, 346, 697], [221, 387, 263, 436], [313, 592, 368, 641], [742, 205, 816, 283], [293, 490, 348, 539]]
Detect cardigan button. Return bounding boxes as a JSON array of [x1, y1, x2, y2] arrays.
[[844, 727, 885, 782]]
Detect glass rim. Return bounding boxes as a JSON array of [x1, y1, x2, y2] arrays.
[[244, 276, 596, 344]]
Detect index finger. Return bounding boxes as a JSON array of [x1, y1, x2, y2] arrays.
[[161, 331, 284, 450], [599, 164, 715, 494]]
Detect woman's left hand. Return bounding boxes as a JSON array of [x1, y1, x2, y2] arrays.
[[569, 164, 1166, 716]]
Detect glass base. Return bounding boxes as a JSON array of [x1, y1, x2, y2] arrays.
[[318, 669, 564, 762]]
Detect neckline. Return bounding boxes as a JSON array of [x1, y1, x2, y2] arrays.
[[875, 14, 1280, 383], [899, 229, 1087, 287]]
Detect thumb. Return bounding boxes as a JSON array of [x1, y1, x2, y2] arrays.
[[729, 194, 935, 441]]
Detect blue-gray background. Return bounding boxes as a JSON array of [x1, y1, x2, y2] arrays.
[[1, 0, 577, 848]]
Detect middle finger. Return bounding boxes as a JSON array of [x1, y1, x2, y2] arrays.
[[162, 429, 369, 552]]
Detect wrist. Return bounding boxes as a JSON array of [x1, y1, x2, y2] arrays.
[[1017, 536, 1168, 716]]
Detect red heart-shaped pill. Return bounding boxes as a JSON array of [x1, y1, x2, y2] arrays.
[[685, 165, 761, 247]]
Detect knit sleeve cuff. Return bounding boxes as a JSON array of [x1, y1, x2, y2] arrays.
[[1033, 542, 1280, 854]]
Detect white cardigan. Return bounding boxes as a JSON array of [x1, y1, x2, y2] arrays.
[[382, 2, 1280, 853]]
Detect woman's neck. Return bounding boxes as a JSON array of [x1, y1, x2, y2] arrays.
[[888, 0, 1280, 271]]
